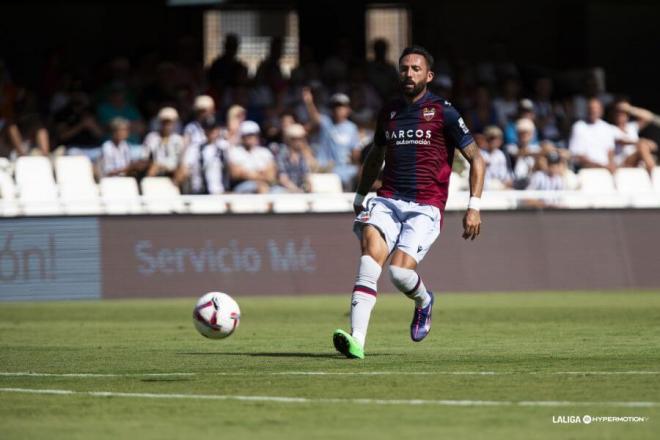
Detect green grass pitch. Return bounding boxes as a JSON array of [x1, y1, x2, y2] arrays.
[[1, 291, 659, 439]]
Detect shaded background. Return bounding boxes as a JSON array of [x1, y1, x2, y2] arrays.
[[1, 0, 659, 107]]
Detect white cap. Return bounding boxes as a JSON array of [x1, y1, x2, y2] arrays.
[[515, 118, 535, 133], [157, 106, 179, 121], [193, 95, 215, 110], [284, 123, 306, 139], [240, 120, 261, 136], [329, 93, 350, 106]]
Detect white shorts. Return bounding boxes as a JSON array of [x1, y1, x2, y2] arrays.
[[353, 196, 441, 263]]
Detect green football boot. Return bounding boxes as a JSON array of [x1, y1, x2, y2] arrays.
[[332, 329, 365, 359]]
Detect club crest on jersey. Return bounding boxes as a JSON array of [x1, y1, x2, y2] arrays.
[[422, 107, 436, 121], [390, 111, 397, 119]]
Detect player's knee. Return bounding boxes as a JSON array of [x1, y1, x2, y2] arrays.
[[388, 265, 416, 291]]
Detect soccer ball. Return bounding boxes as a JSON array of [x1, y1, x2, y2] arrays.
[[192, 292, 241, 339]]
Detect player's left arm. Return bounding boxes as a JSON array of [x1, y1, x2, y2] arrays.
[[444, 103, 485, 240], [458, 141, 485, 240]]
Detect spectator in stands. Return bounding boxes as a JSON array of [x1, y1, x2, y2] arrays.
[[97, 82, 144, 144], [304, 90, 361, 190], [54, 91, 104, 152], [144, 107, 185, 178], [14, 111, 50, 156], [503, 99, 538, 145], [178, 116, 224, 194], [520, 150, 567, 208], [570, 68, 614, 122], [507, 118, 542, 187], [480, 125, 512, 189], [531, 76, 564, 143], [208, 34, 249, 94], [227, 120, 279, 193], [255, 37, 286, 95], [183, 95, 215, 147], [276, 123, 312, 193], [100, 118, 138, 177], [611, 99, 658, 174], [224, 104, 246, 146], [493, 77, 522, 127], [201, 118, 230, 195], [366, 39, 399, 101], [465, 85, 499, 134], [527, 151, 565, 191], [569, 98, 616, 173]]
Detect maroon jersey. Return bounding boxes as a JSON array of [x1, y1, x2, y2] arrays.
[[374, 91, 473, 212]]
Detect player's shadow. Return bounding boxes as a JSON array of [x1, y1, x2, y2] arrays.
[[179, 351, 344, 359]]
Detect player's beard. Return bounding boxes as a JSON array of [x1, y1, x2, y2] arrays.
[[401, 79, 426, 98]]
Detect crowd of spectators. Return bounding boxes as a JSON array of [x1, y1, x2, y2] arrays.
[[0, 35, 658, 196]]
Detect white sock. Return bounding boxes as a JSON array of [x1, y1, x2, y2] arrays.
[[389, 265, 431, 308], [350, 255, 381, 348]]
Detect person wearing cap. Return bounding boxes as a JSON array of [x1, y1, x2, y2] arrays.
[[303, 88, 361, 190], [503, 98, 539, 145], [506, 118, 542, 187], [178, 115, 228, 194], [183, 95, 215, 148], [227, 120, 279, 193], [276, 124, 312, 192], [480, 125, 512, 189], [143, 107, 185, 178]]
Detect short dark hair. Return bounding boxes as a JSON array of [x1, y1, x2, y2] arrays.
[[399, 46, 434, 70]]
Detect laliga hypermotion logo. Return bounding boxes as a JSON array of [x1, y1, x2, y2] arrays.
[[422, 107, 436, 121]]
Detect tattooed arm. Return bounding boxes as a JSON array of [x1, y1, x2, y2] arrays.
[[459, 141, 485, 240]]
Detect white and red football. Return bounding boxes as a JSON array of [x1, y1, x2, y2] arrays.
[[192, 292, 241, 339]]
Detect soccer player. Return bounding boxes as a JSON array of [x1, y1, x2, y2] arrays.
[[333, 46, 485, 359]]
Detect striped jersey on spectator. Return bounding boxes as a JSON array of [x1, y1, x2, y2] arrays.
[[100, 139, 131, 176]]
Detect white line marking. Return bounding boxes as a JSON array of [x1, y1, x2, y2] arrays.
[[0, 387, 657, 408], [1, 370, 659, 378], [0, 372, 195, 378]]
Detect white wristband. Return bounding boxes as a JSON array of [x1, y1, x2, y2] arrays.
[[354, 193, 366, 206], [468, 196, 481, 211]]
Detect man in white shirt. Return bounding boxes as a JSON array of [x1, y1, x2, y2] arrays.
[[100, 118, 138, 177], [183, 95, 215, 148], [480, 125, 511, 189], [179, 116, 225, 194], [227, 121, 279, 193], [144, 107, 185, 178], [569, 98, 616, 172]]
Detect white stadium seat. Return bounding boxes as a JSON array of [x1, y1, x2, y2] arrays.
[[615, 168, 653, 193], [309, 194, 352, 212], [55, 156, 102, 215], [229, 195, 270, 213], [55, 155, 96, 187], [577, 169, 616, 193], [15, 156, 56, 189], [140, 177, 185, 214], [184, 195, 228, 214], [59, 184, 103, 215], [0, 162, 20, 216], [100, 177, 143, 214], [271, 194, 310, 213], [651, 167, 660, 192], [308, 173, 343, 193], [15, 157, 62, 215]]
